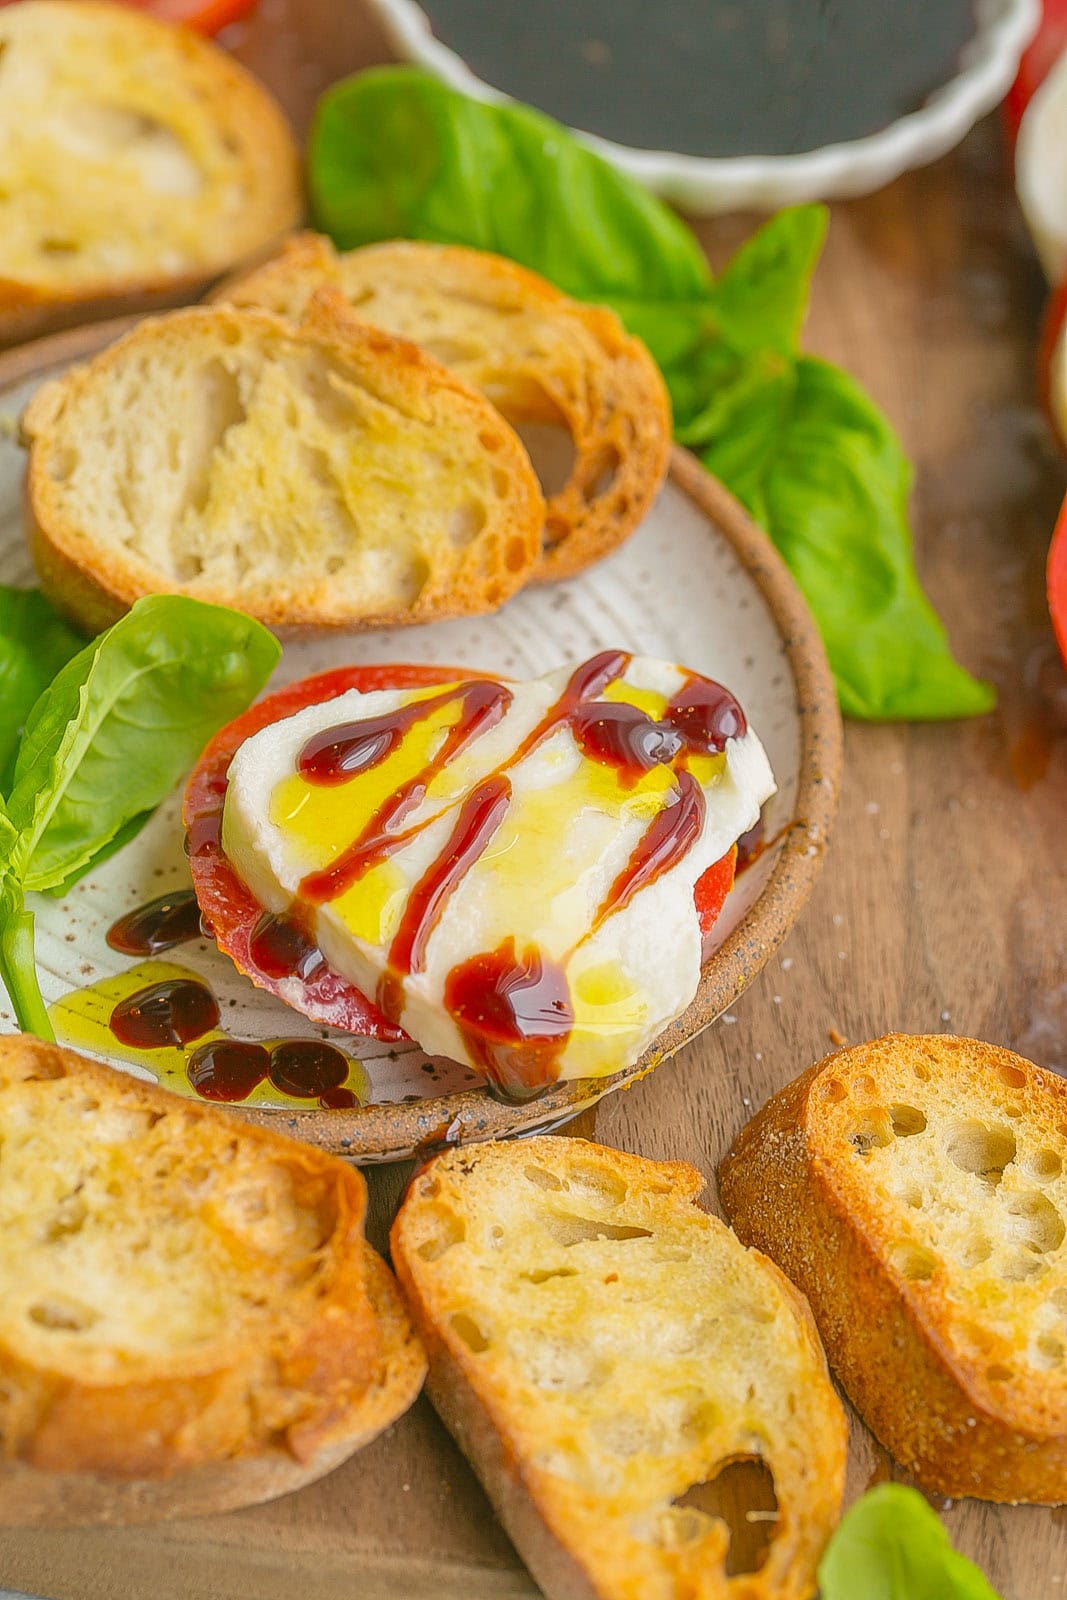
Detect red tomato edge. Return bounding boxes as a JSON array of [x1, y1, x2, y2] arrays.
[[185, 664, 739, 1042], [124, 0, 259, 34], [1004, 2, 1067, 146]]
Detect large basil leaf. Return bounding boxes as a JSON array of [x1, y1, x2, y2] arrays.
[[699, 357, 994, 719], [309, 67, 713, 304], [0, 587, 84, 795], [819, 1485, 1003, 1600], [7, 595, 280, 893]]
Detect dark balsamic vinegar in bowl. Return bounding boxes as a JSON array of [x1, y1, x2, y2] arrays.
[[418, 0, 977, 157]]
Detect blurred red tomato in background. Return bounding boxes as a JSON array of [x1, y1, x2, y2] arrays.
[[0, 0, 258, 29]]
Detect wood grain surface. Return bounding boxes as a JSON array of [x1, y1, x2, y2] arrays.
[[1, 3, 1066, 1597]]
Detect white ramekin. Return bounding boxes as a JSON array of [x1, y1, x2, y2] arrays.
[[368, 0, 1039, 214]]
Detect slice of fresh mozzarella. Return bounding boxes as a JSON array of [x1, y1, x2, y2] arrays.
[[222, 654, 775, 1098]]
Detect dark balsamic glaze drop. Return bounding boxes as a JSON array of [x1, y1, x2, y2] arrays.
[[668, 676, 747, 749], [571, 702, 684, 783], [110, 979, 219, 1050], [268, 1039, 349, 1098], [248, 910, 326, 982], [107, 890, 203, 957], [187, 1039, 270, 1102], [319, 1085, 358, 1110], [572, 673, 746, 787], [444, 939, 573, 1101], [185, 810, 222, 858], [735, 815, 766, 874]]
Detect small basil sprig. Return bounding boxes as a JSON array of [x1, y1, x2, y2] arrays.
[[0, 594, 280, 1040], [819, 1485, 1004, 1599], [308, 69, 993, 723], [0, 585, 84, 792]]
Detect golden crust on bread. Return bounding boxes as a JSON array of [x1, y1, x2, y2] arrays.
[[0, 1036, 425, 1521], [215, 235, 672, 581], [392, 1136, 847, 1600], [719, 1032, 1067, 1504], [21, 294, 545, 635], [0, 1, 301, 347]]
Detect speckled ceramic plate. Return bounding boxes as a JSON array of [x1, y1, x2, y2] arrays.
[[0, 320, 841, 1162]]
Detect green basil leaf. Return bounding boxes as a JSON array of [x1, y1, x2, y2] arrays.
[[0, 587, 84, 796], [701, 356, 994, 720], [675, 347, 794, 465], [7, 595, 280, 893], [309, 67, 713, 304], [707, 205, 828, 357], [615, 209, 825, 432], [42, 811, 153, 899], [819, 1485, 1003, 1600]]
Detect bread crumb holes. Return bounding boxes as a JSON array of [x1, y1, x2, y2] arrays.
[[450, 1312, 489, 1353], [891, 1243, 937, 1281], [1033, 1336, 1064, 1369], [524, 1164, 563, 1191], [944, 1120, 1016, 1185], [1024, 1148, 1062, 1183], [416, 1210, 465, 1261], [1003, 1192, 1065, 1253], [848, 1111, 893, 1154], [890, 1104, 926, 1137]]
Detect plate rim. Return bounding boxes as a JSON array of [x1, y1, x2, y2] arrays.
[[0, 316, 843, 1161]]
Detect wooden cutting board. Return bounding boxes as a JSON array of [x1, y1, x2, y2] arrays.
[[0, 3, 1064, 1597]]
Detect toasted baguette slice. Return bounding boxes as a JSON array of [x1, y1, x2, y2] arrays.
[[215, 235, 672, 581], [22, 293, 545, 634], [0, 1, 301, 347], [391, 1136, 847, 1600], [719, 1033, 1067, 1504], [0, 1035, 425, 1525]]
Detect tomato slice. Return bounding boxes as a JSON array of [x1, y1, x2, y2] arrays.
[[694, 844, 737, 935], [185, 664, 739, 1040], [120, 0, 259, 32], [0, 0, 260, 32], [1049, 493, 1067, 669]]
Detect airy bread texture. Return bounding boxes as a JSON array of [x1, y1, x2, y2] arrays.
[[21, 293, 545, 634], [0, 1, 301, 346], [216, 235, 672, 581], [0, 1035, 425, 1525], [719, 1033, 1067, 1504], [392, 1136, 847, 1600]]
